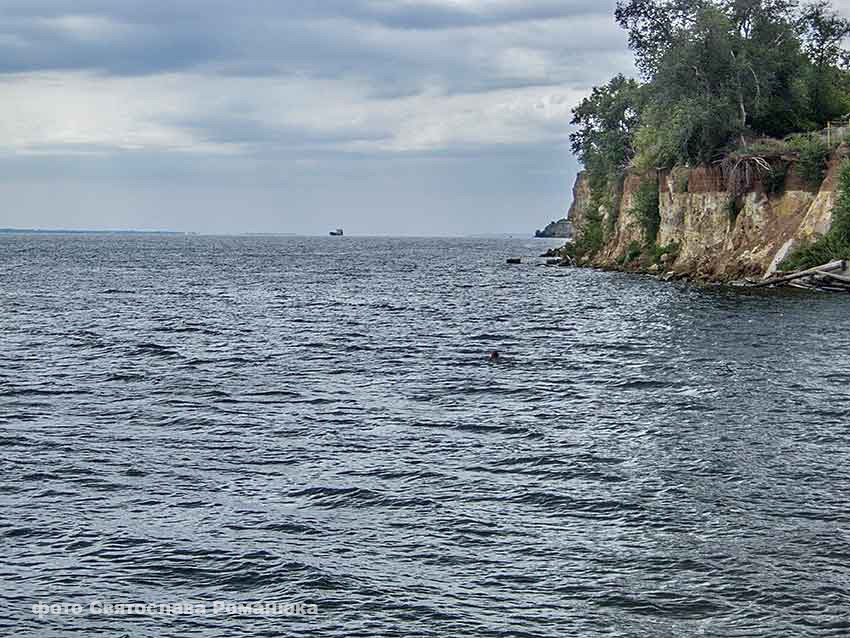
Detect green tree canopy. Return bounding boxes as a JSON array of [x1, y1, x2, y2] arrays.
[[570, 75, 645, 176], [573, 0, 850, 172]]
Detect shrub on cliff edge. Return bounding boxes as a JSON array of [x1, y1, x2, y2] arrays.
[[788, 134, 831, 186]]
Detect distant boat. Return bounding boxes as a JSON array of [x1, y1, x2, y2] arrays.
[[329, 228, 344, 236]]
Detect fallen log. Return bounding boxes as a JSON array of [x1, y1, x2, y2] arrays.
[[814, 279, 850, 293], [751, 260, 846, 288], [816, 271, 850, 285], [789, 280, 817, 290], [812, 281, 850, 292], [808, 278, 850, 292], [785, 274, 850, 292]]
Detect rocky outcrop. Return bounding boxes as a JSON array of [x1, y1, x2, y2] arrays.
[[535, 218, 572, 238], [568, 148, 846, 280]]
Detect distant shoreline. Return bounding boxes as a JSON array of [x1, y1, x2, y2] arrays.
[[0, 229, 551, 239], [0, 228, 193, 236]]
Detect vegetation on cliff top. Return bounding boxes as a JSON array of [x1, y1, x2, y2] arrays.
[[569, 0, 850, 263], [572, 0, 850, 176]]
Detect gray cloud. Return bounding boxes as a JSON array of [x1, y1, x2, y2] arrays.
[[0, 1, 626, 84], [0, 0, 634, 234], [168, 114, 393, 149]]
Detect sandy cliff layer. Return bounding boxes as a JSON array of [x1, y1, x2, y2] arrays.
[[569, 150, 846, 280]]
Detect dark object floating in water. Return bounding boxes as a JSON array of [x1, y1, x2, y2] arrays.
[[330, 228, 344, 236], [489, 350, 501, 362], [506, 258, 521, 264]]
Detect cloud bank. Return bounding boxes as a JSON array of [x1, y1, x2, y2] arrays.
[[0, 0, 636, 234]]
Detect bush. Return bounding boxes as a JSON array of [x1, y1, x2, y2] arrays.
[[625, 240, 643, 264], [629, 178, 660, 245], [652, 242, 680, 264], [764, 162, 789, 195], [575, 212, 605, 258], [737, 137, 792, 158], [780, 236, 847, 270], [788, 134, 831, 186], [780, 159, 850, 270]]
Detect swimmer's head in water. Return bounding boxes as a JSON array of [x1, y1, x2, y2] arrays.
[[489, 350, 500, 361]]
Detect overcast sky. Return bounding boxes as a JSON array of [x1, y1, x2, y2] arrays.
[[0, 0, 640, 235]]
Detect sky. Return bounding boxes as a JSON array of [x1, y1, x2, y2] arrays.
[[0, 0, 639, 235]]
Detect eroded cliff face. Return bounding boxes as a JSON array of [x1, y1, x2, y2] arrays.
[[568, 150, 846, 280]]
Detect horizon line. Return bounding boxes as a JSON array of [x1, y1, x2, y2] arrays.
[[0, 227, 562, 239]]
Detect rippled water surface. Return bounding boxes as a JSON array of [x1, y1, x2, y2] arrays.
[[3, 234, 850, 637]]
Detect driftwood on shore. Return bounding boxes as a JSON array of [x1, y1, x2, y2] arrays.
[[751, 260, 849, 292], [816, 271, 850, 284]]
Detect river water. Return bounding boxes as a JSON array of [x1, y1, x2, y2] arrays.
[[2, 234, 850, 637]]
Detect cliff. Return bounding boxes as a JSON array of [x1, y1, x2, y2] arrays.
[[535, 218, 572, 238], [568, 149, 846, 280]]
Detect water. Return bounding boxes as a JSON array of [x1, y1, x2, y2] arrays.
[[2, 234, 850, 637]]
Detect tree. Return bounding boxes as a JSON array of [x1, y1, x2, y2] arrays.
[[614, 0, 706, 77], [800, 1, 850, 69], [725, 0, 799, 38], [799, 0, 850, 124], [570, 75, 645, 177], [580, 0, 850, 174]]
